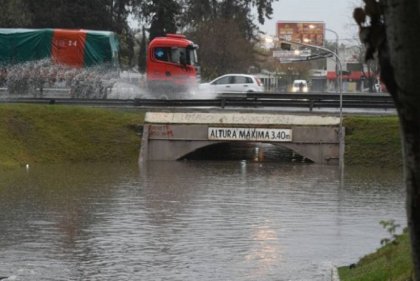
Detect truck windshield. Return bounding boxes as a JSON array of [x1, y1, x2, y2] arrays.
[[153, 46, 198, 66]]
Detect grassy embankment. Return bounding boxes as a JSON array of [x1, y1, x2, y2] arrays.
[[343, 115, 402, 167], [0, 105, 411, 280], [338, 230, 413, 281], [0, 104, 144, 170]]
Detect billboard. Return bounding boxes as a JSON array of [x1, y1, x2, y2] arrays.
[[276, 21, 325, 46]]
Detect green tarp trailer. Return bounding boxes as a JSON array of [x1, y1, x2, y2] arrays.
[[0, 28, 119, 67]]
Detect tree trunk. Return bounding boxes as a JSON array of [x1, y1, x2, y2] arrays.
[[383, 0, 420, 278]]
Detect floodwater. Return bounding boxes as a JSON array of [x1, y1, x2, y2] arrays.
[[0, 160, 406, 281]]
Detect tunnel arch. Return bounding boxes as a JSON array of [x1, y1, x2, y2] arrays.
[[179, 141, 312, 162], [144, 137, 339, 164]]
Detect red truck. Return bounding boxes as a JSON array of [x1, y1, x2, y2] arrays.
[[146, 34, 200, 97]]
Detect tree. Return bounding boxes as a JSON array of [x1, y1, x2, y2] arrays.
[[351, 44, 379, 93], [189, 19, 256, 79], [354, 0, 420, 279], [184, 0, 274, 28], [111, 0, 134, 34], [180, 0, 276, 80], [1, 0, 137, 35], [182, 0, 276, 40], [25, 0, 112, 30], [0, 0, 32, 27], [138, 0, 180, 41], [119, 30, 135, 67], [137, 26, 147, 73]]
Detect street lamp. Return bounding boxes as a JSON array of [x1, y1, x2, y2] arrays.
[[278, 38, 344, 168], [307, 25, 340, 91], [325, 28, 339, 55], [325, 28, 339, 92]]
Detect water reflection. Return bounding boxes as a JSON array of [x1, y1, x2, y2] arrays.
[[0, 162, 406, 281]]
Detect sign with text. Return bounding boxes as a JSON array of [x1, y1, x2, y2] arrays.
[[208, 127, 292, 142], [273, 49, 312, 62], [277, 21, 325, 46]]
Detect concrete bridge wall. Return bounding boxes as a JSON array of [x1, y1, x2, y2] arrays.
[[139, 112, 344, 165]]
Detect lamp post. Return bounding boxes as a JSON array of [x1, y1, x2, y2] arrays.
[[307, 25, 340, 91], [325, 28, 339, 56], [325, 28, 339, 92], [305, 26, 343, 167], [278, 38, 344, 168], [323, 29, 342, 144]]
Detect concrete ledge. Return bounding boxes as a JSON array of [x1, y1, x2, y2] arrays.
[[147, 124, 340, 144], [145, 112, 340, 126]]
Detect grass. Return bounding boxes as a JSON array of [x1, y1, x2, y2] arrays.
[[338, 230, 413, 281], [344, 115, 402, 167], [0, 104, 144, 170]]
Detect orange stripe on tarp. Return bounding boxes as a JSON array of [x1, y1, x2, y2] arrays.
[[52, 29, 87, 67]]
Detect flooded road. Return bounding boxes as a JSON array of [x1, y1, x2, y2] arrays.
[[0, 161, 406, 281]]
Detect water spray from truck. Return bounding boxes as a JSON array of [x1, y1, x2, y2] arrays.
[[0, 28, 201, 99]]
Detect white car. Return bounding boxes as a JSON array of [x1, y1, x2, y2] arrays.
[[199, 74, 264, 96], [291, 80, 309, 93]]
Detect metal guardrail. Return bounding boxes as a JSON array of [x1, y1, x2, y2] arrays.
[[0, 92, 395, 110], [0, 97, 134, 106], [133, 92, 395, 110]]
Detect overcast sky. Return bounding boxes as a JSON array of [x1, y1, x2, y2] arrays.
[[258, 0, 361, 43]]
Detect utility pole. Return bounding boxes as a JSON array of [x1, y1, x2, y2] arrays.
[[326, 28, 339, 92]]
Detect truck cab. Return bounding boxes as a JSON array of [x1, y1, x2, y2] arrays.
[[146, 34, 200, 96]]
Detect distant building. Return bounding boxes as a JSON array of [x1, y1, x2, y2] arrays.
[[258, 34, 379, 93], [326, 45, 377, 92]]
